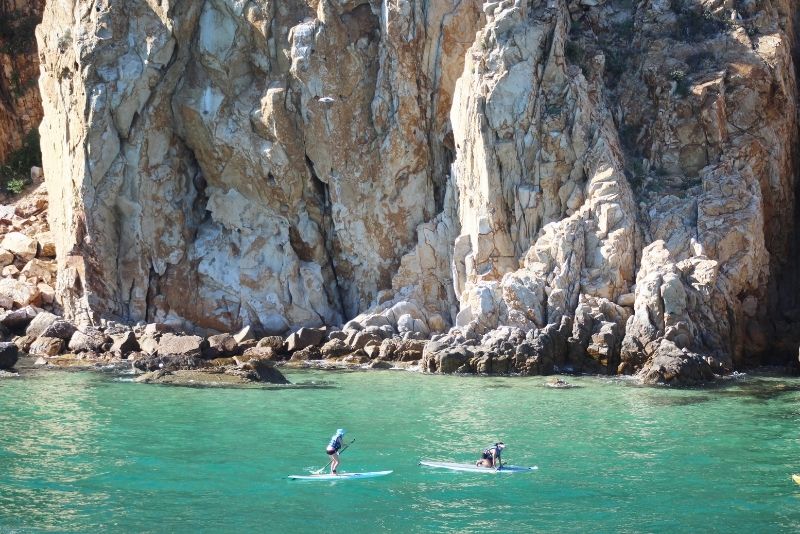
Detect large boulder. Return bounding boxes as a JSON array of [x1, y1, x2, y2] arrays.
[[285, 327, 325, 352], [68, 327, 110, 352], [256, 336, 285, 351], [25, 312, 59, 339], [204, 333, 239, 358], [320, 338, 350, 359], [0, 249, 14, 268], [422, 341, 472, 373], [637, 340, 715, 386], [109, 332, 139, 356], [28, 336, 65, 357], [157, 333, 207, 358], [143, 323, 172, 336], [233, 325, 256, 343], [0, 306, 38, 332], [241, 346, 281, 361], [290, 346, 322, 361], [0, 279, 41, 308], [40, 320, 77, 340], [235, 358, 289, 384], [1, 232, 37, 262], [0, 342, 19, 369], [20, 259, 56, 284]]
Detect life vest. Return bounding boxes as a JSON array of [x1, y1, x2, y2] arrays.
[[482, 445, 502, 459], [328, 435, 342, 451]]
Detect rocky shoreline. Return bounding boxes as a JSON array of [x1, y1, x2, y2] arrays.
[[0, 305, 796, 387], [0, 180, 797, 387]]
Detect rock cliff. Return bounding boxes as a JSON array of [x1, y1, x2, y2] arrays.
[[0, 0, 44, 165], [35, 0, 800, 382]]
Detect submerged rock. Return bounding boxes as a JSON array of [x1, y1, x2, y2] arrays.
[[0, 342, 19, 370]]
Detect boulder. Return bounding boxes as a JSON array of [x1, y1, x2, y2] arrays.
[[157, 333, 207, 357], [362, 315, 392, 329], [342, 319, 363, 332], [28, 336, 65, 356], [1, 265, 19, 277], [143, 323, 172, 336], [21, 259, 55, 284], [344, 330, 381, 352], [320, 338, 350, 359], [25, 312, 59, 339], [36, 232, 56, 258], [1, 232, 37, 262], [638, 340, 715, 386], [0, 342, 19, 369], [326, 330, 348, 342], [397, 313, 430, 337], [138, 334, 160, 355], [0, 278, 41, 308], [13, 334, 35, 353], [290, 346, 322, 361], [68, 327, 110, 352], [0, 249, 13, 268], [422, 341, 471, 373], [109, 332, 139, 356], [40, 320, 77, 340], [37, 283, 56, 305], [205, 333, 239, 358], [236, 358, 289, 384], [285, 327, 325, 352], [256, 336, 285, 351], [242, 346, 282, 361], [0, 306, 38, 331], [394, 339, 426, 362], [427, 313, 447, 333], [368, 360, 393, 369], [233, 325, 255, 343]]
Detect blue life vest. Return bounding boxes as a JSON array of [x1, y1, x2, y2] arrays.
[[328, 435, 342, 451]]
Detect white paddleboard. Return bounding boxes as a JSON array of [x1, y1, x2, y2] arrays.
[[288, 470, 393, 481], [420, 460, 537, 473]]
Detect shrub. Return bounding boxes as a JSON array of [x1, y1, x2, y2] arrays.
[[0, 130, 41, 194], [6, 178, 25, 194], [565, 41, 585, 66], [670, 69, 690, 97]]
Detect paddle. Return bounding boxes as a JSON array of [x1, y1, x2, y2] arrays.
[[313, 438, 355, 474]]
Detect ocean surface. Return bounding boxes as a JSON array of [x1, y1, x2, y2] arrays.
[[1, 368, 799, 533]]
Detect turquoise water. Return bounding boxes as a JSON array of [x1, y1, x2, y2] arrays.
[[1, 369, 799, 533]]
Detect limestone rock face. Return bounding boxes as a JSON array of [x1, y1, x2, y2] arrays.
[[37, 0, 483, 335], [36, 0, 800, 381]]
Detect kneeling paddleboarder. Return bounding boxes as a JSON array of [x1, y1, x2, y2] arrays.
[[476, 442, 505, 469]]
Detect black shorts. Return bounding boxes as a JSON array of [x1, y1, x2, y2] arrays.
[[326, 448, 338, 455]]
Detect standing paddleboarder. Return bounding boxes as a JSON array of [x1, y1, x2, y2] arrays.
[[326, 428, 346, 474]]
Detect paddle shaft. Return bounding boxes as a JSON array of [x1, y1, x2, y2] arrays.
[[314, 438, 355, 474]]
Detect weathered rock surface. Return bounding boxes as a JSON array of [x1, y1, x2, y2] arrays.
[[68, 327, 109, 353], [156, 334, 207, 358], [0, 1, 44, 165], [29, 0, 800, 383]]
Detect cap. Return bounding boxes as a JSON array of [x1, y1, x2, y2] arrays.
[[496, 442, 505, 449], [336, 428, 346, 436]]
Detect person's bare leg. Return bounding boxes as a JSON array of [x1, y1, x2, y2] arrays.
[[330, 452, 340, 474]]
